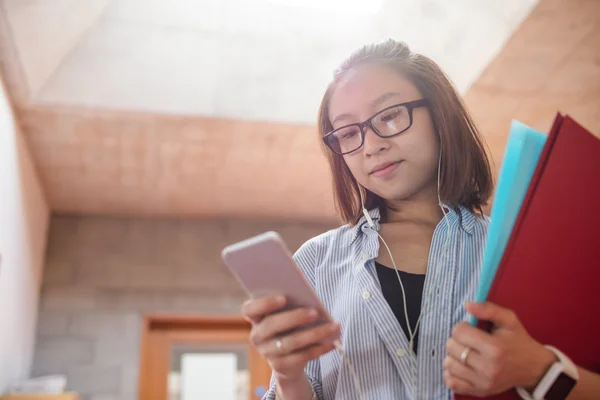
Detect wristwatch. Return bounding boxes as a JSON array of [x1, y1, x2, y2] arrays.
[[516, 346, 579, 400]]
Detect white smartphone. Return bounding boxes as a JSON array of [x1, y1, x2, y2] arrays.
[[221, 231, 333, 329]]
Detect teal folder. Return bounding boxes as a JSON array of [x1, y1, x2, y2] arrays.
[[470, 121, 547, 325]]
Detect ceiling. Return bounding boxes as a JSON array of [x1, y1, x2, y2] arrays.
[[1, 0, 598, 222], [2, 0, 536, 123]]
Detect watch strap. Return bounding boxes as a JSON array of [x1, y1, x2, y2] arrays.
[[516, 346, 579, 400], [545, 346, 579, 380]]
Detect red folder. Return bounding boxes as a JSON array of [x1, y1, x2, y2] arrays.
[[456, 114, 600, 399]]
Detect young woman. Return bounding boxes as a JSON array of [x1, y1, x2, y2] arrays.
[[241, 39, 600, 399]]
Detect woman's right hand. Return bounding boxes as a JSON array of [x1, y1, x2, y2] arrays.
[[242, 295, 341, 382]]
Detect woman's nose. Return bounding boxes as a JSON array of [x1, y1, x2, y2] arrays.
[[362, 126, 389, 156]]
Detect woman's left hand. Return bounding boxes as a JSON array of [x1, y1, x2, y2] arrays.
[[444, 301, 557, 396]]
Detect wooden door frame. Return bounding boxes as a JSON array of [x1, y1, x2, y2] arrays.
[[138, 314, 271, 400]]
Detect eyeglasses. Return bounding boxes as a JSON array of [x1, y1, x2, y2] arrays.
[[323, 98, 429, 155]]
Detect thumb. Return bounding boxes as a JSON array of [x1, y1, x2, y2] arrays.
[[466, 301, 518, 329]]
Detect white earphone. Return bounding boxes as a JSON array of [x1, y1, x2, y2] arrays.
[[362, 200, 376, 229]]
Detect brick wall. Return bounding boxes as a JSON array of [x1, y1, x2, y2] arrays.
[[32, 215, 333, 400]]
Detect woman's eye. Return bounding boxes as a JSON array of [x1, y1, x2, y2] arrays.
[[340, 129, 359, 139], [381, 109, 402, 122]]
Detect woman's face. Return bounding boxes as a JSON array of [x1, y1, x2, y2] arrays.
[[328, 64, 440, 204]]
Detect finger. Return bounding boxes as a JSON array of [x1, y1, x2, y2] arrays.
[[466, 302, 518, 329], [269, 341, 336, 371], [451, 322, 498, 356], [252, 308, 321, 345], [445, 337, 486, 372], [444, 370, 481, 396], [443, 355, 481, 388], [242, 295, 286, 323], [260, 322, 341, 357]]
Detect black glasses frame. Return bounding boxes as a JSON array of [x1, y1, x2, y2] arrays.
[[323, 98, 429, 155]]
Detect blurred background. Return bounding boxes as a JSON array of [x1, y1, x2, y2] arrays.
[[0, 0, 598, 399]]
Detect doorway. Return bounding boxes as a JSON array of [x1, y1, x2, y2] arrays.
[[138, 314, 272, 400]]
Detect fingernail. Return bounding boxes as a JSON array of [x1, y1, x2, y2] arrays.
[[308, 309, 318, 318], [330, 322, 340, 332], [276, 296, 286, 304]]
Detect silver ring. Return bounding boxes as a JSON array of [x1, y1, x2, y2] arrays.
[[460, 346, 471, 364], [275, 339, 283, 353]]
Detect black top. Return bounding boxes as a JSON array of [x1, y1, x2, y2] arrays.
[[375, 261, 426, 354]]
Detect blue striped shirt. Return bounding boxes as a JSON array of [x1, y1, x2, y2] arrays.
[[264, 205, 490, 400]]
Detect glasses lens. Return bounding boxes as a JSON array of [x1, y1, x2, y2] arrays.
[[372, 105, 411, 136], [326, 125, 362, 154]]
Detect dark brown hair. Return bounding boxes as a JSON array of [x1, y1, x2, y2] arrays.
[[317, 39, 494, 225]]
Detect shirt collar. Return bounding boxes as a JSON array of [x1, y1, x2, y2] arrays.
[[350, 207, 381, 245], [350, 203, 475, 245]]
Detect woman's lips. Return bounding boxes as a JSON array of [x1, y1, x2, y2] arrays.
[[370, 161, 401, 178]]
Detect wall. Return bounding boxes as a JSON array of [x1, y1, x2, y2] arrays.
[[0, 77, 49, 392], [32, 215, 333, 400]]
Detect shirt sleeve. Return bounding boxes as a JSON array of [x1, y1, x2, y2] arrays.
[[262, 237, 327, 400], [261, 370, 323, 400]]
